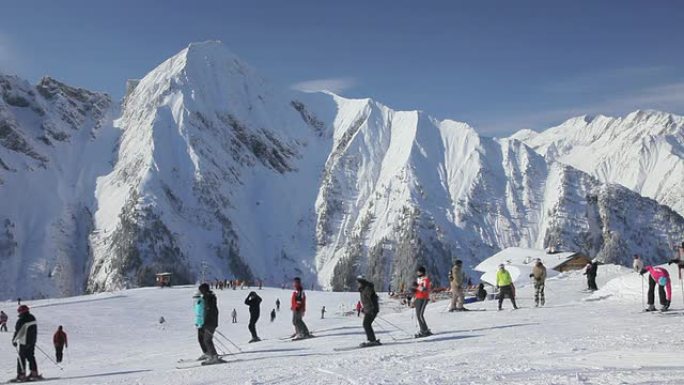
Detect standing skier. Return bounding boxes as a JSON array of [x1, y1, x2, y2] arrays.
[[449, 260, 467, 312], [52, 325, 68, 363], [270, 309, 276, 322], [355, 301, 362, 317], [497, 264, 518, 310], [584, 260, 600, 291], [275, 299, 280, 312], [640, 266, 672, 312], [529, 259, 547, 307], [197, 283, 221, 364], [12, 305, 40, 381], [231, 309, 237, 324], [320, 306, 326, 319], [244, 291, 262, 343], [357, 276, 380, 346], [414, 266, 432, 338], [0, 310, 7, 332], [633, 255, 644, 273], [291, 277, 311, 339]]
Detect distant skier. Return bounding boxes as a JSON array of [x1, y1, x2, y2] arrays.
[[270, 309, 276, 322], [640, 266, 671, 312], [529, 259, 547, 307], [291, 277, 311, 339], [476, 283, 488, 301], [196, 283, 221, 364], [321, 306, 326, 319], [0, 310, 7, 332], [633, 255, 644, 273], [12, 305, 40, 381], [355, 301, 363, 317], [357, 276, 381, 347], [276, 299, 281, 312], [449, 260, 467, 312], [496, 264, 518, 310], [584, 260, 600, 291], [53, 325, 68, 363], [231, 308, 237, 324], [244, 291, 262, 343], [413, 266, 432, 338]]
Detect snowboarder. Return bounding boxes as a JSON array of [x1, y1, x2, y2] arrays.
[[12, 305, 40, 381], [640, 266, 672, 312], [497, 264, 518, 310], [291, 277, 311, 339], [244, 291, 262, 342], [413, 266, 432, 338], [449, 260, 467, 311], [270, 309, 276, 322], [357, 276, 380, 346], [53, 325, 68, 363], [275, 299, 281, 312], [633, 255, 644, 273], [529, 259, 547, 307], [476, 283, 488, 301], [231, 308, 237, 324], [0, 310, 7, 332], [355, 301, 362, 317], [584, 260, 600, 291], [321, 306, 326, 319], [196, 283, 221, 364]]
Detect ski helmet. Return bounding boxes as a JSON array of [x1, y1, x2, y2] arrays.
[[17, 305, 29, 314]]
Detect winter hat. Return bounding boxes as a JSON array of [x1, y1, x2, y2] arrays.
[[455, 260, 463, 266], [659, 277, 668, 286], [293, 277, 301, 283], [356, 275, 366, 282], [198, 283, 210, 293], [498, 263, 505, 269], [416, 266, 426, 275], [17, 305, 29, 314]]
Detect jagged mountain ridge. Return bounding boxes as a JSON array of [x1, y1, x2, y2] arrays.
[[0, 41, 682, 299]]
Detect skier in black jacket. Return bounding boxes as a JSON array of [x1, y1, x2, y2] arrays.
[[244, 291, 262, 342], [12, 305, 40, 381], [357, 276, 381, 347], [198, 283, 221, 364]]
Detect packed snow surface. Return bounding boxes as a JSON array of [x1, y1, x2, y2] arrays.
[[1, 265, 683, 385]]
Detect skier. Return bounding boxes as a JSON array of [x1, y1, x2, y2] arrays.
[[476, 283, 488, 301], [291, 277, 311, 339], [640, 266, 672, 312], [244, 291, 262, 343], [231, 309, 237, 324], [53, 325, 68, 363], [275, 299, 280, 312], [270, 309, 276, 322], [497, 264, 518, 310], [0, 310, 7, 332], [449, 260, 467, 311], [584, 260, 600, 291], [197, 283, 221, 364], [529, 259, 547, 307], [355, 301, 362, 317], [12, 305, 40, 381], [321, 306, 326, 319], [413, 266, 432, 338], [357, 276, 380, 347], [633, 255, 644, 273]]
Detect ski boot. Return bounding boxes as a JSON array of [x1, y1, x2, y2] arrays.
[[644, 304, 657, 312], [248, 337, 261, 343], [196, 353, 209, 361], [10, 373, 26, 383], [360, 340, 382, 347], [27, 372, 43, 381], [201, 355, 225, 365]]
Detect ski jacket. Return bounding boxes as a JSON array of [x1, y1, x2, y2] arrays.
[[450, 264, 466, 289], [53, 330, 67, 347], [645, 266, 672, 300], [414, 276, 431, 300], [244, 292, 262, 314], [633, 259, 644, 273], [0, 312, 7, 323], [13, 313, 37, 347], [586, 262, 599, 278], [531, 263, 547, 282], [291, 287, 306, 312], [203, 291, 219, 329], [496, 269, 513, 287], [359, 280, 379, 314], [194, 295, 205, 328]]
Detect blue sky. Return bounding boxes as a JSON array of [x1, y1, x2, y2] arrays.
[[1, 0, 683, 135]]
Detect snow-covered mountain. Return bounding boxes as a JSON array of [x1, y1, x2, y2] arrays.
[[1, 41, 682, 299], [511, 111, 684, 215]]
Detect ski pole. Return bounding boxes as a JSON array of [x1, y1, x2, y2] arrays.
[[641, 276, 645, 310], [35, 344, 64, 371], [214, 330, 243, 353], [374, 319, 398, 341], [376, 316, 412, 337]]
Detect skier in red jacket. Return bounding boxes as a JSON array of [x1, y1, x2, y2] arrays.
[[291, 277, 311, 339], [53, 325, 68, 363], [413, 266, 432, 338]]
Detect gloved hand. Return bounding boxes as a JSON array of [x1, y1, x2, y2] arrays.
[[12, 342, 17, 347], [529, 274, 534, 278]]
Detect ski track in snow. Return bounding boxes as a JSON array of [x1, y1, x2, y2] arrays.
[[2, 267, 684, 384]]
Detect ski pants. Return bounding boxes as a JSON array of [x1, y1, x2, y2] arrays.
[[362, 311, 377, 342], [647, 275, 668, 306], [450, 286, 464, 310], [498, 285, 517, 309], [198, 326, 217, 356], [17, 344, 37, 375], [414, 298, 429, 333], [587, 275, 598, 291], [0, 322, 6, 332], [534, 281, 545, 306], [248, 310, 260, 339], [292, 310, 310, 337], [55, 345, 64, 363]]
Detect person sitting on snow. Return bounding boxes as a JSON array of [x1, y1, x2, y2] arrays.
[[640, 266, 672, 312], [476, 283, 488, 301]]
